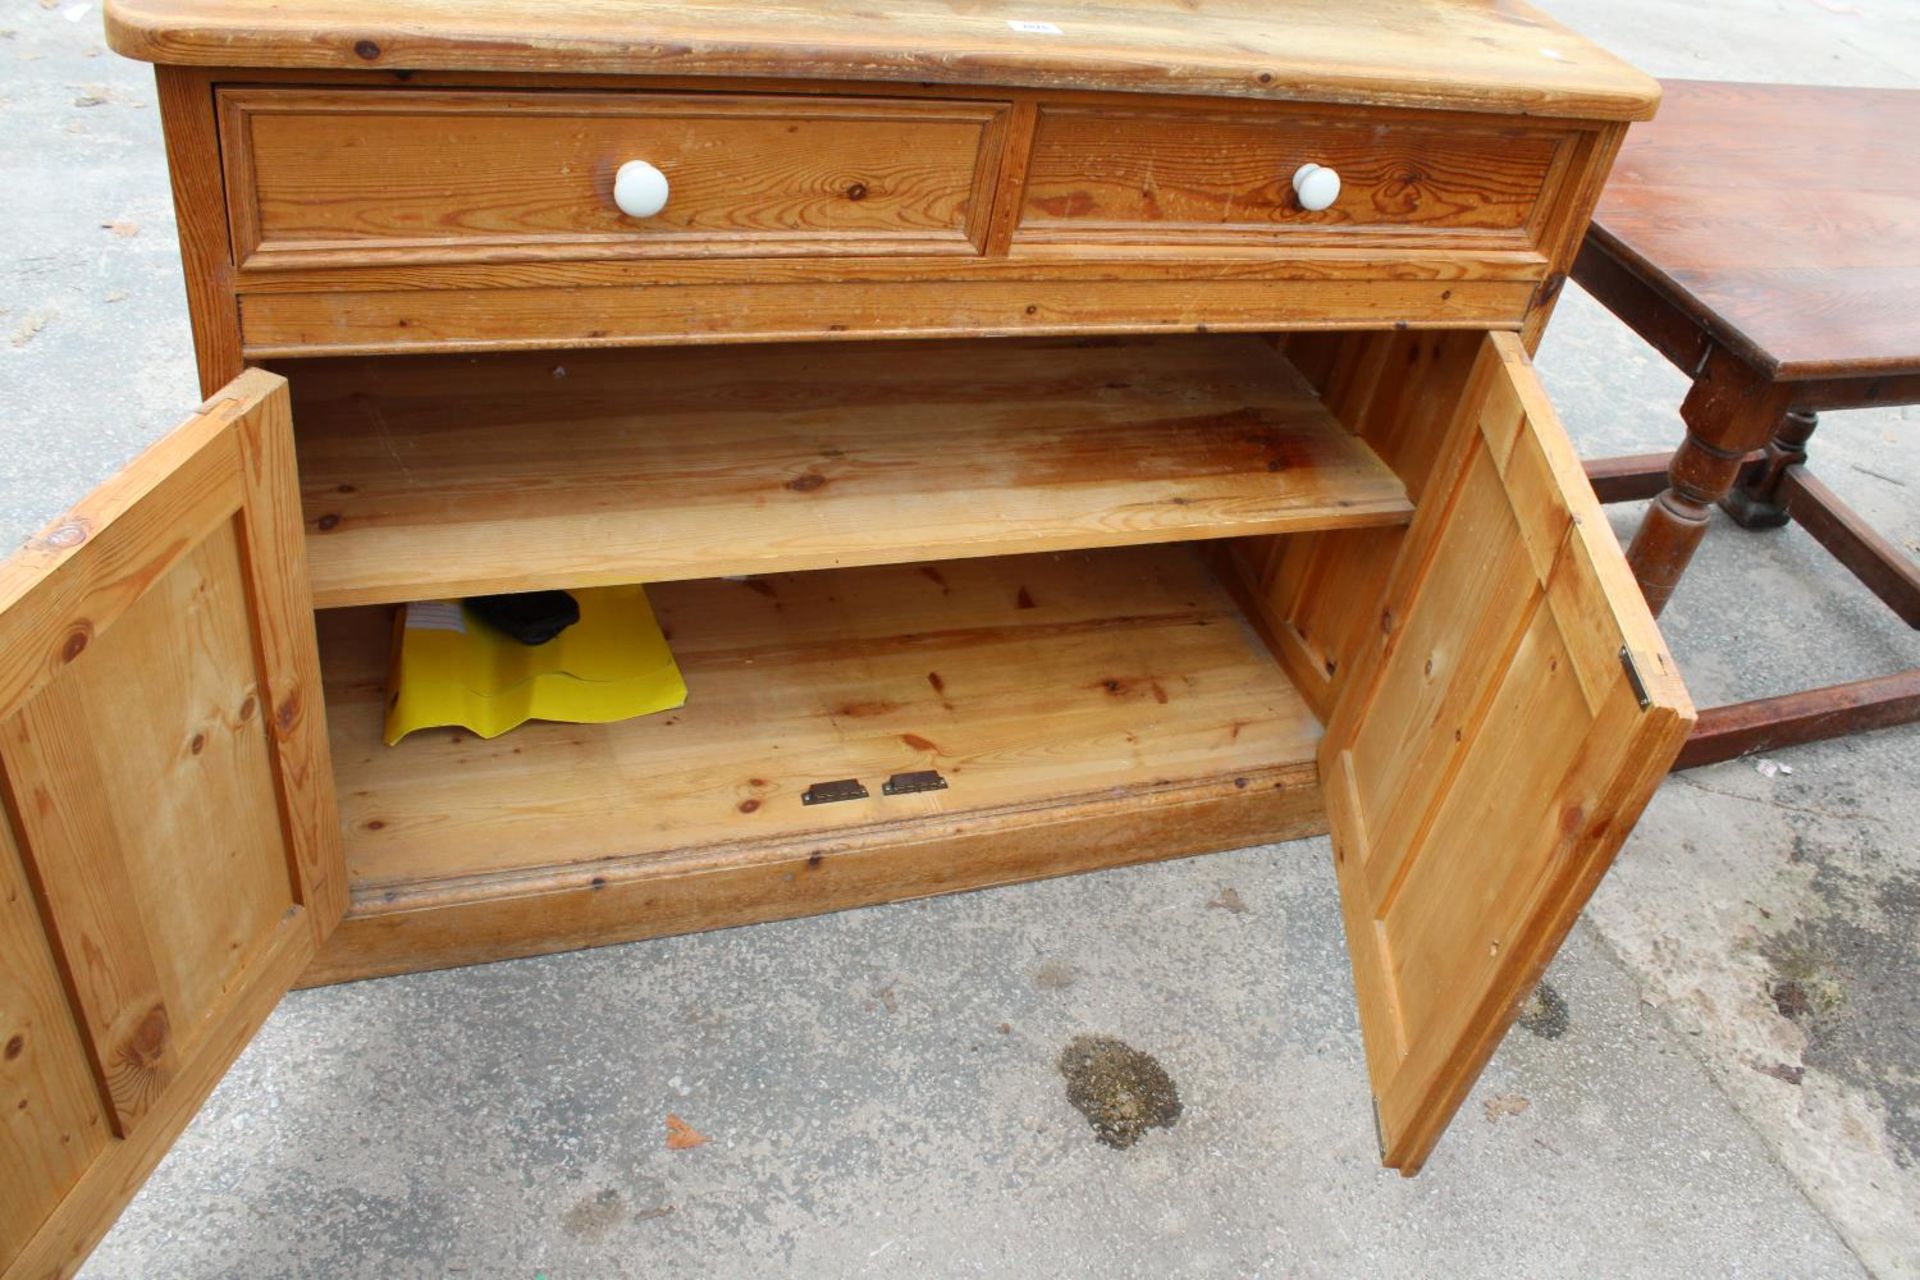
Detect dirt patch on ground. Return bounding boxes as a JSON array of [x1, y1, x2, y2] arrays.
[[1057, 1035, 1182, 1149], [1033, 959, 1078, 990], [1761, 857, 1920, 1167], [1518, 980, 1570, 1040], [563, 1188, 625, 1240], [1206, 886, 1248, 914]]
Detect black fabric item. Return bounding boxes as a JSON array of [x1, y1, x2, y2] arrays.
[[464, 590, 582, 646]]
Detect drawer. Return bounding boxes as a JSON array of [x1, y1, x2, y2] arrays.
[[1015, 104, 1575, 249], [217, 88, 1013, 268]]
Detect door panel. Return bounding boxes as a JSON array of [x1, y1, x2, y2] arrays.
[[1322, 331, 1692, 1173], [0, 370, 341, 1278]]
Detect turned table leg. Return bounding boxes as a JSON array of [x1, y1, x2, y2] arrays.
[[1723, 408, 1819, 529], [1625, 349, 1794, 616]]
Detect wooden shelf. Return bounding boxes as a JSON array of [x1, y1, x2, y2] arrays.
[[286, 334, 1412, 609], [312, 545, 1325, 980]]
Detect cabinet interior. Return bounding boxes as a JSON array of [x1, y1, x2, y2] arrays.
[[268, 327, 1484, 985], [281, 334, 1414, 608]]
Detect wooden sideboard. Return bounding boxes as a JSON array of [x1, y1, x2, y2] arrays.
[[1, 3, 1689, 1273]]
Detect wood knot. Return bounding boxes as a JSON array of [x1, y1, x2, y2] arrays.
[[845, 181, 869, 201], [353, 38, 381, 59], [785, 473, 827, 493], [189, 731, 207, 756], [61, 625, 91, 662], [737, 798, 761, 813], [38, 520, 89, 550], [315, 513, 342, 532], [125, 1005, 169, 1068], [238, 695, 257, 721], [3, 1033, 23, 1061], [276, 693, 299, 732]]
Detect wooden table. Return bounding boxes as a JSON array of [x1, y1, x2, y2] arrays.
[[1577, 80, 1920, 768]]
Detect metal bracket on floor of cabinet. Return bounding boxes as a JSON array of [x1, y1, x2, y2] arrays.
[[883, 770, 948, 796], [802, 778, 869, 805]]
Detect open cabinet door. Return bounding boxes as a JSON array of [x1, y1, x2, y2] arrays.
[[1321, 332, 1693, 1174], [0, 371, 342, 1278]]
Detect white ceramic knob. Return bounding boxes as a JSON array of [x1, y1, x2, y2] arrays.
[[613, 160, 670, 218], [1292, 162, 1341, 213]]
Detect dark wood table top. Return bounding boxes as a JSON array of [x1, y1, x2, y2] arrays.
[[1590, 79, 1920, 382]]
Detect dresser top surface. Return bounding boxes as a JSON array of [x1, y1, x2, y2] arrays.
[[104, 0, 1657, 121]]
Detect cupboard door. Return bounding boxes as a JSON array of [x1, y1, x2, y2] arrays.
[[0, 371, 342, 1278], [1321, 331, 1692, 1174]]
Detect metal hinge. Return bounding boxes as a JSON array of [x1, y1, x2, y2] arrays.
[[1619, 645, 1652, 710], [802, 778, 868, 806], [883, 769, 948, 796]]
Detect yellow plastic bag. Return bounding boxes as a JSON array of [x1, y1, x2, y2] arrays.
[[383, 585, 687, 745]]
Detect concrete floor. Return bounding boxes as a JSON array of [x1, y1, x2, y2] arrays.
[[2, 0, 1916, 1275]]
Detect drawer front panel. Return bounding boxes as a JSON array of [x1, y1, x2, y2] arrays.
[[218, 89, 1010, 267], [1017, 105, 1572, 248]]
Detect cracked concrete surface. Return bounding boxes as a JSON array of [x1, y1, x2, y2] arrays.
[[1, 0, 1916, 1275]]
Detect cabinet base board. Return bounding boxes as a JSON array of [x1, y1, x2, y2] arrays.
[[299, 765, 1325, 986]]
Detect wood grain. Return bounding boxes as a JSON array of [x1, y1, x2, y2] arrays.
[[0, 372, 344, 1279], [5, 915, 311, 1280], [145, 72, 1598, 353], [1, 528, 286, 1139], [285, 334, 1411, 607], [318, 544, 1323, 895], [307, 762, 1324, 985], [1319, 332, 1691, 1174], [230, 245, 1553, 292], [1518, 120, 1623, 351], [239, 276, 1538, 357], [1019, 105, 1568, 247], [1591, 80, 1920, 380], [1220, 329, 1486, 720], [1674, 671, 1920, 771], [232, 378, 348, 936], [103, 0, 1660, 122], [0, 814, 108, 1268], [220, 89, 1008, 268], [155, 67, 244, 395]]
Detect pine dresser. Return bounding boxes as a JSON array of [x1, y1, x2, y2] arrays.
[[1, 3, 1688, 1272]]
